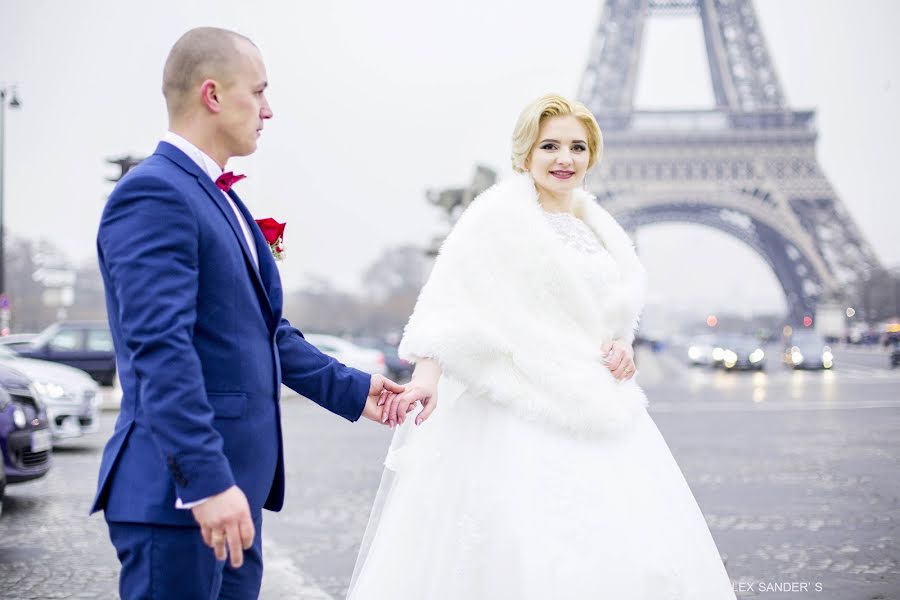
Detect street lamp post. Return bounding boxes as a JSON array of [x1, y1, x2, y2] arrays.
[[0, 85, 22, 334]]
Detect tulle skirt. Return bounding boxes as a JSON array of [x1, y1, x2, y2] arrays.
[[348, 377, 736, 600]]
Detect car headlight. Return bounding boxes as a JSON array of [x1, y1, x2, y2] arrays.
[[749, 349, 765, 363], [822, 351, 834, 362], [13, 406, 27, 428], [791, 350, 804, 365], [712, 347, 724, 361], [722, 350, 738, 368], [33, 381, 68, 400], [688, 346, 702, 360]]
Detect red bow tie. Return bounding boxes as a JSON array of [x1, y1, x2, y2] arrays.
[[215, 171, 246, 192]]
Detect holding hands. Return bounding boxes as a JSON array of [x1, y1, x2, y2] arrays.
[[380, 381, 438, 428], [362, 374, 407, 423], [602, 339, 636, 382], [377, 358, 441, 428]]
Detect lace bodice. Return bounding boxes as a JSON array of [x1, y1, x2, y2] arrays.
[[542, 211, 621, 286], [542, 211, 605, 254]]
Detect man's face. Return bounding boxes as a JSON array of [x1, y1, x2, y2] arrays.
[[217, 40, 273, 158]]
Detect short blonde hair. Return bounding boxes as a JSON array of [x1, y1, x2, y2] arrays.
[[510, 94, 604, 173]]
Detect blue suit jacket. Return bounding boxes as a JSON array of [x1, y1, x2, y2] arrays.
[[91, 142, 369, 525]]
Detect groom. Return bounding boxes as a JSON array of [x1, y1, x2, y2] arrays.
[[91, 27, 402, 599]]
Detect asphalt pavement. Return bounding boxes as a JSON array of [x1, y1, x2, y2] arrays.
[[0, 344, 898, 599]]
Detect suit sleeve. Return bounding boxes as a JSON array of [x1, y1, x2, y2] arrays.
[[98, 176, 234, 503], [275, 319, 369, 421]]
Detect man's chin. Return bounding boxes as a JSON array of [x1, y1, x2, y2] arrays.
[[233, 142, 258, 158]]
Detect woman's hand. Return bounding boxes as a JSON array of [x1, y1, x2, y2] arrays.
[[601, 339, 636, 382], [381, 381, 438, 428]]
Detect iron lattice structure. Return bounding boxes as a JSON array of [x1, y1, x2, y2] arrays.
[[579, 0, 880, 323]]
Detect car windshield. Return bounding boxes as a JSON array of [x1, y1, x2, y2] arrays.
[[29, 323, 61, 348], [717, 335, 757, 348], [791, 331, 825, 346]]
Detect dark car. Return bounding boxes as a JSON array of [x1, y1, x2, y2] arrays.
[[784, 331, 834, 370], [0, 453, 5, 516], [890, 339, 900, 369], [717, 335, 767, 371], [14, 321, 116, 386], [0, 363, 52, 507], [379, 345, 413, 382]]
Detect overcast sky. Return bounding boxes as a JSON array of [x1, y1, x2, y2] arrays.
[[1, 0, 898, 319]]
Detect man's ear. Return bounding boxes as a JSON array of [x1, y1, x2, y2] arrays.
[[199, 79, 222, 114]]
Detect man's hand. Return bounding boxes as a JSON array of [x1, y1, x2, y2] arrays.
[[191, 485, 254, 568], [601, 339, 636, 382], [382, 382, 438, 428], [361, 374, 406, 424]]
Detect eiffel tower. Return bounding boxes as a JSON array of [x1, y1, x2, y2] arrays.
[[579, 0, 881, 324]]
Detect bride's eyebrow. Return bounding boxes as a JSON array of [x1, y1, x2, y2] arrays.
[[539, 139, 588, 144]]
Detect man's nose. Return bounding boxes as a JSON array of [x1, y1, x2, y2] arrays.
[[261, 100, 273, 119]]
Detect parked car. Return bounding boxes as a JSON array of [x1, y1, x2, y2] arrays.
[[0, 333, 39, 350], [716, 335, 766, 371], [0, 364, 52, 506], [891, 343, 900, 369], [378, 344, 413, 382], [0, 345, 100, 442], [0, 452, 5, 516], [303, 334, 387, 376], [13, 321, 116, 386], [784, 331, 834, 370]]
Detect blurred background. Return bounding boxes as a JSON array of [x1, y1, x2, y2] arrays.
[[0, 0, 898, 343]]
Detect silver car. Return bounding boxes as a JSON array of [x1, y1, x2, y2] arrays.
[[303, 334, 388, 376], [0, 346, 100, 442]]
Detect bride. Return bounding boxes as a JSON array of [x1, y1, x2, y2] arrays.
[[348, 94, 736, 599]]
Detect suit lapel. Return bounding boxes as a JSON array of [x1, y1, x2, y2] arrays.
[[197, 176, 276, 321], [154, 142, 277, 325], [228, 190, 283, 320]]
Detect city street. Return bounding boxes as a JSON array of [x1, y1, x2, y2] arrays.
[[0, 346, 897, 599]]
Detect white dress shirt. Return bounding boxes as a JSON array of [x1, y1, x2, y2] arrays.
[[162, 131, 258, 509]]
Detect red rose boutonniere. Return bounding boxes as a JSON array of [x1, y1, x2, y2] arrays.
[[255, 218, 286, 261]]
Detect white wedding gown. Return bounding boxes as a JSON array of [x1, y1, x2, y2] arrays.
[[348, 212, 736, 600]]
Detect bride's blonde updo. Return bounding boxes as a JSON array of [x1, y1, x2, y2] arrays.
[[510, 94, 604, 173]]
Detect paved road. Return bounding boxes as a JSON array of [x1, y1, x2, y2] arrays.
[[1, 346, 898, 599]]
